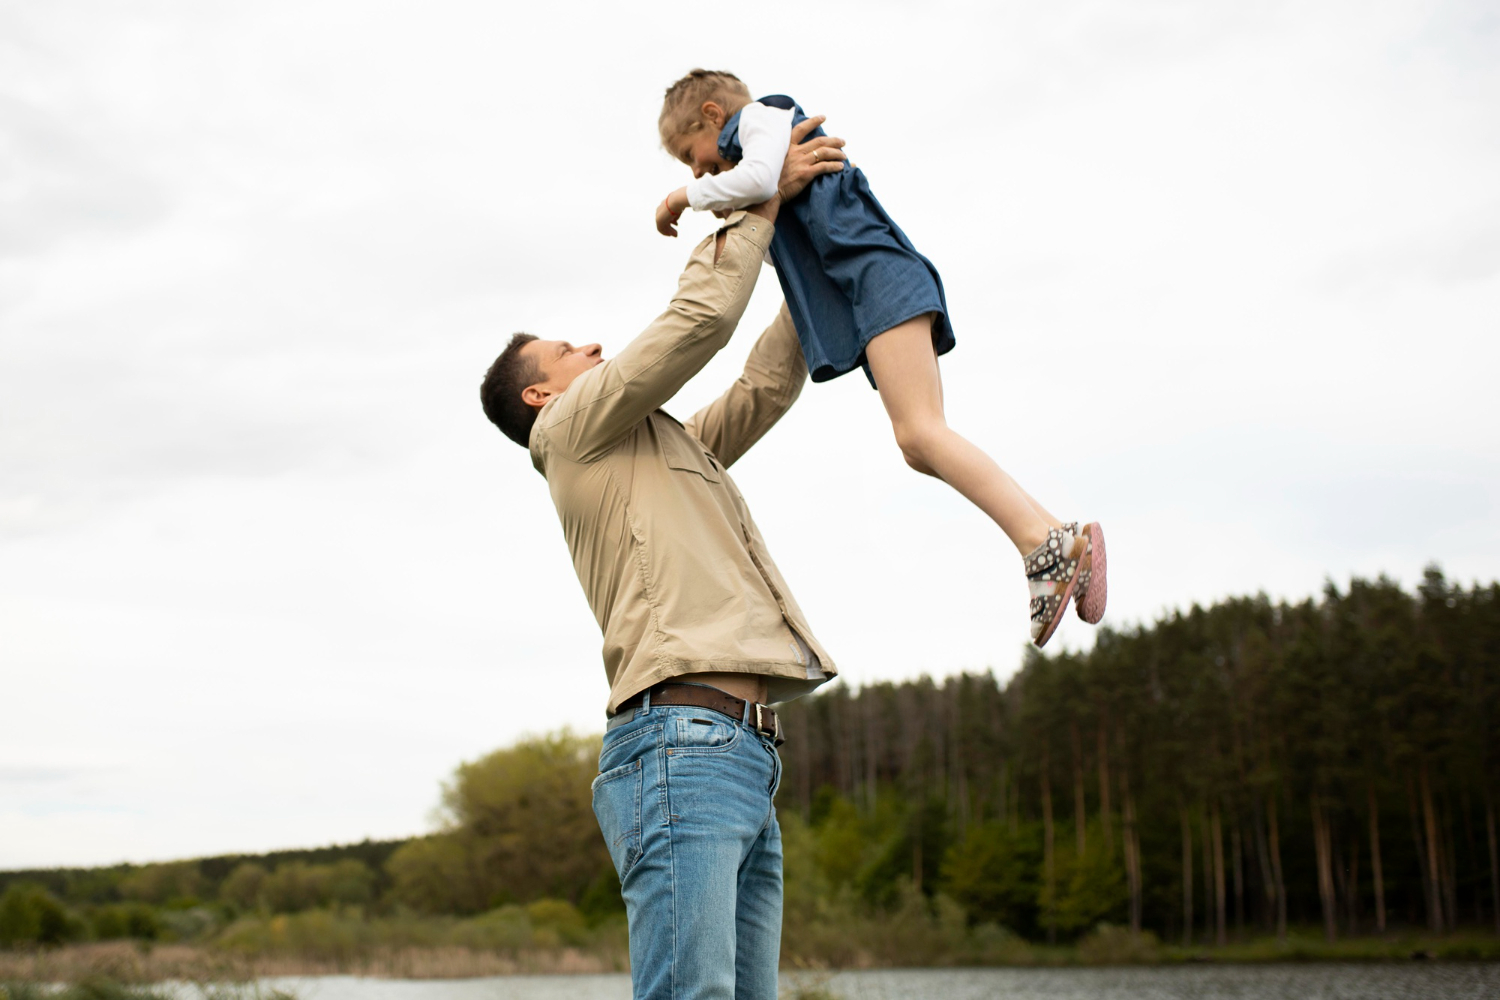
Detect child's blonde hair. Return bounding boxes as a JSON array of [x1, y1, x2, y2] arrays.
[[658, 69, 753, 147]]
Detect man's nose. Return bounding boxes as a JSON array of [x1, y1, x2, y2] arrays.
[[585, 343, 602, 358], [692, 165, 705, 179]]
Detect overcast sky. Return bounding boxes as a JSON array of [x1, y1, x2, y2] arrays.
[[3, 0, 1497, 870]]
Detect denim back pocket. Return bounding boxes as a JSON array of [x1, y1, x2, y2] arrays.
[[598, 722, 659, 776], [591, 759, 643, 879], [668, 715, 740, 754]]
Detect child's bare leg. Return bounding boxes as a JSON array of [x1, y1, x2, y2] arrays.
[[926, 353, 1064, 529], [865, 315, 1061, 555]]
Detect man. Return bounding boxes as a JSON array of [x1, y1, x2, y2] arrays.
[[478, 118, 847, 999]]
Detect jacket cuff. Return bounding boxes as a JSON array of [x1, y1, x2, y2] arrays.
[[714, 210, 775, 254]]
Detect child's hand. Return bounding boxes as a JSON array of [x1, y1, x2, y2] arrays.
[[656, 197, 680, 238], [655, 188, 689, 238]]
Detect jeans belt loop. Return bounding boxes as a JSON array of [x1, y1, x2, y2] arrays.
[[642, 688, 652, 712]]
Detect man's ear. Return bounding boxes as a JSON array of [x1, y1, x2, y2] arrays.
[[700, 100, 725, 128], [521, 384, 551, 409]]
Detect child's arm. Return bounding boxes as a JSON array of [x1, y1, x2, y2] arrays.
[[657, 105, 794, 236], [687, 103, 794, 211]]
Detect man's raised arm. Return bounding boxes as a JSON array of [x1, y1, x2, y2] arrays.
[[532, 208, 776, 463], [530, 115, 846, 464], [685, 303, 806, 469]]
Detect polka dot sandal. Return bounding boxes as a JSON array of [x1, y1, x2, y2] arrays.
[[1025, 525, 1089, 647], [1062, 521, 1108, 625]]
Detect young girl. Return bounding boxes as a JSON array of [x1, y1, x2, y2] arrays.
[[653, 69, 1105, 647]]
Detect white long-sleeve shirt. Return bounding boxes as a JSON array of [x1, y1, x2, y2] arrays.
[[685, 102, 795, 213]]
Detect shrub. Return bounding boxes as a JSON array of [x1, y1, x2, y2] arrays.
[[385, 837, 484, 914], [325, 861, 374, 907], [260, 864, 330, 914], [940, 822, 1042, 937], [524, 899, 587, 947], [451, 906, 531, 951], [157, 906, 220, 942], [1077, 923, 1160, 964], [89, 903, 161, 941], [0, 883, 82, 947], [219, 864, 268, 911], [118, 863, 202, 907]]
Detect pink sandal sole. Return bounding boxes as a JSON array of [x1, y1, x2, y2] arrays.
[[1077, 522, 1107, 624], [1034, 563, 1081, 648]]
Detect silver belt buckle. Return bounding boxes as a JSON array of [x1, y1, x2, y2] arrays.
[[754, 703, 785, 746]]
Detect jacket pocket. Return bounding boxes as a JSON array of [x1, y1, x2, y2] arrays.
[[591, 759, 644, 879], [662, 431, 722, 484]]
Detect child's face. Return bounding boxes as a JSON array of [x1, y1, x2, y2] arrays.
[[671, 127, 735, 180]]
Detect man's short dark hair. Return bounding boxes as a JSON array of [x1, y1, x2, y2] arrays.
[[480, 333, 541, 447]]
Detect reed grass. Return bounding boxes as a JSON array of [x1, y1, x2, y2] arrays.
[[2, 925, 1494, 984], [0, 978, 294, 1000]]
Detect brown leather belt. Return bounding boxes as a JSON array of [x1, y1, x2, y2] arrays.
[[612, 683, 784, 746]]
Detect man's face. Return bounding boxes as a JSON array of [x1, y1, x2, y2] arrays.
[[521, 339, 603, 407]]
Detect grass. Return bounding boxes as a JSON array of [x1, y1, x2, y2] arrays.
[[1157, 928, 1500, 963], [0, 940, 621, 983], [0, 980, 295, 1000], [2, 926, 1496, 987]]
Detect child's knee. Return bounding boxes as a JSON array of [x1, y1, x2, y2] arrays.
[[902, 451, 936, 476], [892, 424, 939, 473], [893, 422, 934, 459]]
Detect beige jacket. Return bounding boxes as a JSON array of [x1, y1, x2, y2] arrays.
[[529, 211, 836, 714]]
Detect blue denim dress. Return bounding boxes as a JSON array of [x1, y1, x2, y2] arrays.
[[719, 95, 955, 386]]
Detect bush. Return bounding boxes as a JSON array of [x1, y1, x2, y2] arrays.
[[118, 863, 203, 907], [525, 899, 588, 947], [385, 837, 484, 914], [89, 903, 161, 941], [156, 906, 220, 942], [0, 883, 83, 947], [260, 864, 329, 914], [1049, 836, 1127, 936], [1077, 923, 1160, 964], [219, 864, 268, 911], [325, 861, 374, 907], [216, 911, 366, 965], [451, 906, 530, 951], [940, 822, 1042, 937]]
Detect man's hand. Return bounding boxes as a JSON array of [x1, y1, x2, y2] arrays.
[[740, 118, 845, 228], [777, 116, 846, 202]]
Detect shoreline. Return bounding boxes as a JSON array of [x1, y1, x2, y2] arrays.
[[4, 933, 1500, 983]]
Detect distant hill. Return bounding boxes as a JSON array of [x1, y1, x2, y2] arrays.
[[0, 837, 412, 905]]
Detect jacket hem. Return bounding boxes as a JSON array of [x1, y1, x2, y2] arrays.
[[607, 657, 837, 715]]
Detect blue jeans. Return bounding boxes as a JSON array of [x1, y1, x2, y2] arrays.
[[593, 696, 784, 999]]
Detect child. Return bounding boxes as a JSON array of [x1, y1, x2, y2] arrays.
[[653, 69, 1106, 647]]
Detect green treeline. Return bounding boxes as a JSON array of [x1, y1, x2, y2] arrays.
[[777, 567, 1500, 947], [3, 569, 1497, 967], [0, 738, 624, 959]]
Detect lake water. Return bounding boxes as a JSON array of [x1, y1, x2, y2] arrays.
[[262, 963, 1500, 1000]]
